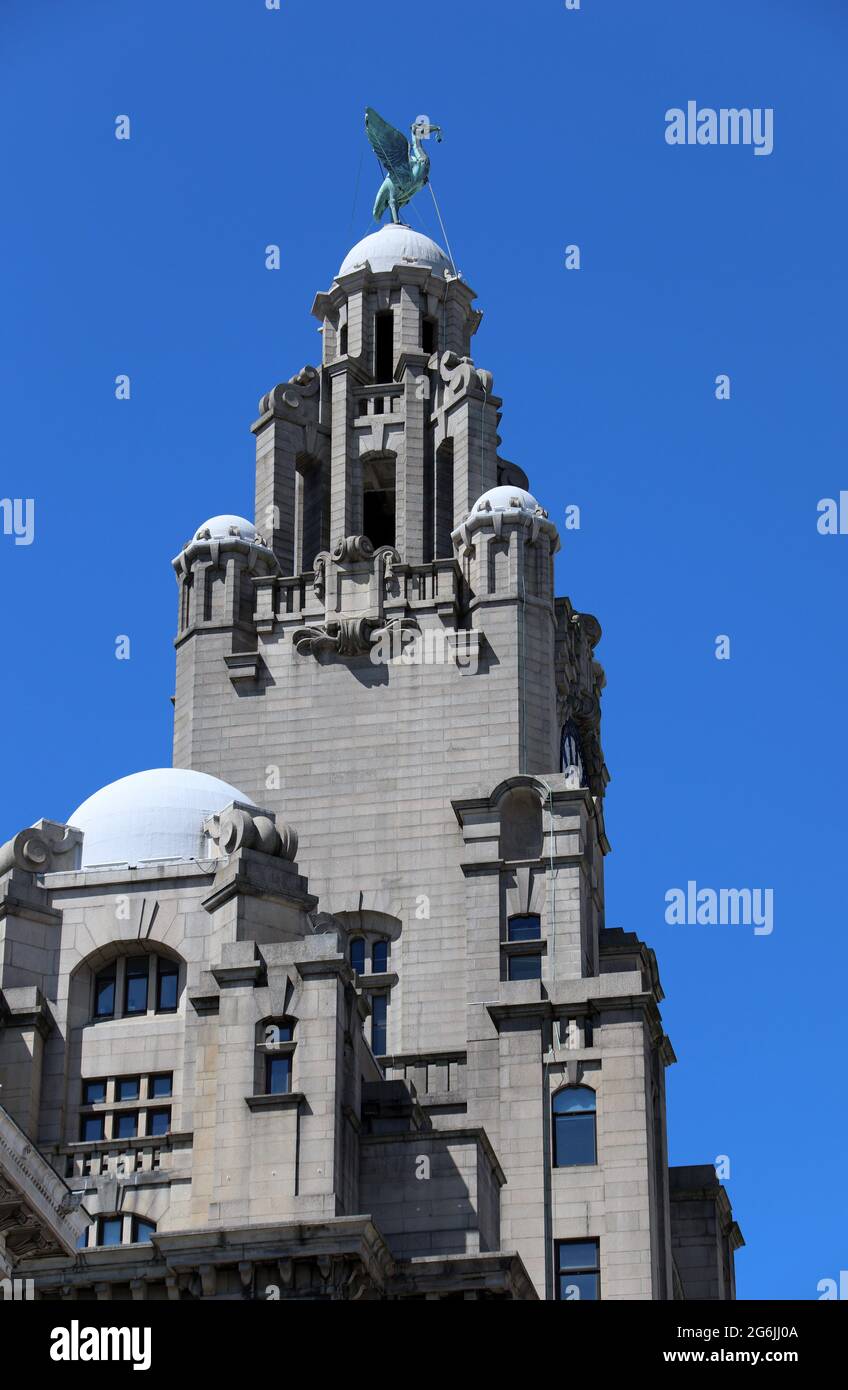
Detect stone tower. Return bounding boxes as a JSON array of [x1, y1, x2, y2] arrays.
[[167, 221, 741, 1299], [0, 221, 741, 1302]]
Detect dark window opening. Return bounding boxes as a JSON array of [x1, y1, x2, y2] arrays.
[[150, 1073, 173, 1099], [434, 442, 454, 558], [508, 914, 541, 941], [362, 456, 396, 549], [339, 323, 348, 355], [371, 993, 387, 1055], [555, 1240, 600, 1301], [94, 966, 116, 1019], [132, 1217, 156, 1244], [374, 395, 384, 414], [83, 1079, 106, 1106], [422, 317, 437, 355], [156, 962, 179, 1013], [115, 1111, 138, 1140], [507, 953, 542, 981], [265, 1054, 292, 1095], [116, 1077, 140, 1102], [552, 1086, 597, 1167], [374, 311, 394, 382], [298, 458, 330, 571], [124, 957, 149, 1016], [350, 938, 366, 974], [358, 398, 368, 417], [371, 939, 389, 972], [98, 1217, 123, 1248], [81, 1114, 105, 1143], [148, 1108, 171, 1137]]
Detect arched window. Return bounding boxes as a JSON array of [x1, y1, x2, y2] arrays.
[[91, 952, 181, 1023], [371, 939, 389, 972], [350, 938, 366, 974], [84, 1215, 156, 1249], [258, 1018, 296, 1096], [552, 1086, 597, 1167]]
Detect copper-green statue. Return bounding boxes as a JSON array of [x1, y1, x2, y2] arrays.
[[365, 107, 442, 225]]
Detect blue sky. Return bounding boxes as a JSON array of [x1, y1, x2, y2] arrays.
[[1, 0, 846, 1299]]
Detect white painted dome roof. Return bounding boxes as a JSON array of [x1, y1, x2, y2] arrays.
[[470, 486, 543, 517], [68, 769, 257, 868], [339, 224, 451, 277], [192, 515, 258, 544]]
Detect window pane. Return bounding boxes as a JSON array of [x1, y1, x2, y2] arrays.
[[94, 968, 116, 1018], [558, 1271, 599, 1301], [150, 1073, 172, 1099], [552, 1086, 596, 1115], [371, 940, 389, 972], [350, 938, 365, 974], [133, 1218, 156, 1244], [156, 963, 179, 1012], [148, 1108, 171, 1137], [115, 1111, 138, 1139], [83, 1080, 106, 1105], [508, 952, 542, 981], [265, 1056, 291, 1095], [116, 1077, 140, 1102], [99, 1217, 123, 1248], [557, 1241, 599, 1272], [76, 1227, 90, 1250], [81, 1114, 105, 1142], [508, 915, 541, 941], [554, 1113, 596, 1167], [371, 993, 387, 1054], [125, 956, 149, 1015]]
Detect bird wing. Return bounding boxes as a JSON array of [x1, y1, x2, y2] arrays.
[[365, 108, 410, 179]]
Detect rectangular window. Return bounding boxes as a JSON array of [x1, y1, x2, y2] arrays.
[[555, 1240, 600, 1301], [374, 311, 393, 382], [116, 1076, 140, 1102], [150, 1073, 173, 1099], [114, 1111, 138, 1140], [554, 1110, 596, 1166], [83, 1079, 107, 1106], [80, 1114, 105, 1142], [265, 1055, 292, 1095], [147, 1108, 171, 1137], [508, 952, 542, 981], [371, 993, 388, 1055], [93, 966, 116, 1019], [132, 1217, 156, 1244], [98, 1217, 123, 1248], [124, 956, 149, 1015], [421, 317, 437, 355], [156, 961, 179, 1013]]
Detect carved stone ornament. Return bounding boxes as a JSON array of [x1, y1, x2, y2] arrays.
[[332, 535, 374, 564]]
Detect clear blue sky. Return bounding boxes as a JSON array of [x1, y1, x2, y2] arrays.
[[1, 0, 845, 1300]]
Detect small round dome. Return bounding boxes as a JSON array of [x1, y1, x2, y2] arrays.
[[193, 515, 258, 544], [339, 225, 452, 277], [470, 486, 544, 517], [68, 769, 257, 868]]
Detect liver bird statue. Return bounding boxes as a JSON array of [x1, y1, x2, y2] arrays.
[[365, 107, 442, 225]]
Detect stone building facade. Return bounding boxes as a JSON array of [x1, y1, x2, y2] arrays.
[[0, 222, 742, 1301]]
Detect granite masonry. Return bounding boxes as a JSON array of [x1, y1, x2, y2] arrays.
[[0, 222, 742, 1301]]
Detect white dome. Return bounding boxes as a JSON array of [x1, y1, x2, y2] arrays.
[[470, 486, 543, 517], [339, 225, 452, 277], [193, 515, 257, 544], [68, 769, 257, 868]]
